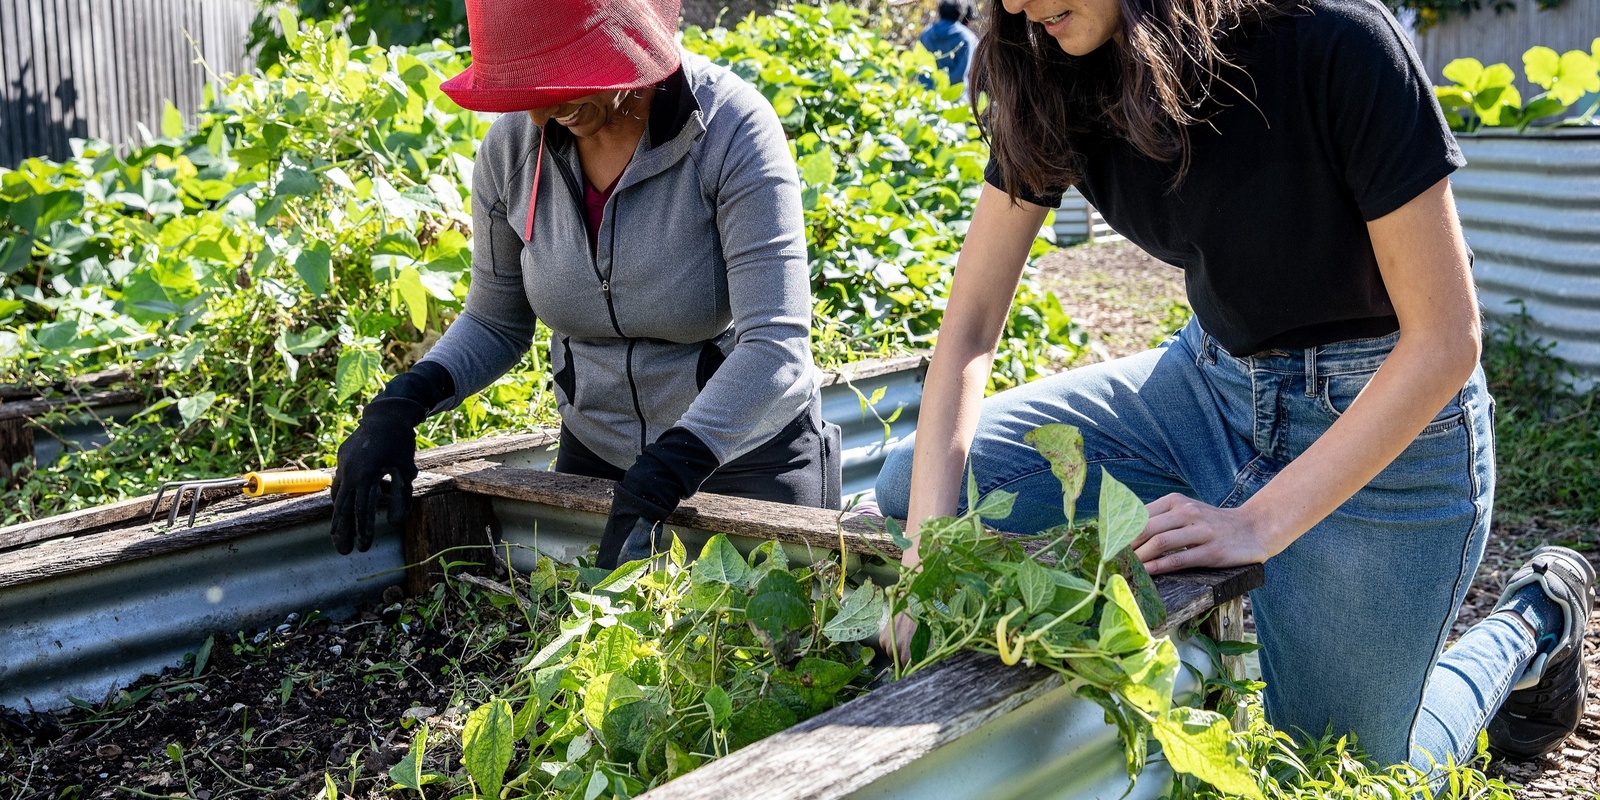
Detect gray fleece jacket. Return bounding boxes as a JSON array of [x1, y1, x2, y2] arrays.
[[419, 51, 819, 469]]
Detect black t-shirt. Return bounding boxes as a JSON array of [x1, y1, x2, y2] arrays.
[[986, 0, 1464, 355]]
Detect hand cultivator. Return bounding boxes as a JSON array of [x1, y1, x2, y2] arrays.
[[149, 471, 332, 528]]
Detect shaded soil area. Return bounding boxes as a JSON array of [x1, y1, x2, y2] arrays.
[[0, 582, 532, 799]]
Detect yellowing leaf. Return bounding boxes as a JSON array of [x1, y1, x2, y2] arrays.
[[1023, 424, 1087, 525], [161, 101, 184, 139], [1097, 573, 1153, 654], [462, 698, 514, 800], [1152, 707, 1263, 800], [393, 267, 429, 329], [1441, 58, 1484, 89], [1524, 46, 1562, 89]]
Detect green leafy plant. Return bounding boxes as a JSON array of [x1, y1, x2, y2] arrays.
[[2, 4, 1082, 522], [684, 4, 1084, 387], [247, 0, 469, 71], [442, 538, 875, 797], [1481, 302, 1600, 525], [884, 423, 1260, 796], [1436, 40, 1600, 131]]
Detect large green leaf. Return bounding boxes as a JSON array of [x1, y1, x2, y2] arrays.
[[293, 242, 333, 296], [462, 698, 515, 800], [1097, 470, 1146, 563], [335, 348, 382, 402], [1151, 707, 1263, 800], [691, 534, 753, 587], [821, 581, 885, 642]]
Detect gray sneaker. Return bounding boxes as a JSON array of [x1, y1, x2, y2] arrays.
[[1486, 545, 1595, 759]]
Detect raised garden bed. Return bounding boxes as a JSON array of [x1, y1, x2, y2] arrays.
[[1, 414, 1257, 799]]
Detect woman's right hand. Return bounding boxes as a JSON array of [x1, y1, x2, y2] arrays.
[[329, 398, 424, 555]]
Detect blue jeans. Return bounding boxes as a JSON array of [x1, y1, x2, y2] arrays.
[[876, 319, 1534, 769]]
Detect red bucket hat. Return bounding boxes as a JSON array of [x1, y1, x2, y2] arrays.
[[441, 0, 684, 113]]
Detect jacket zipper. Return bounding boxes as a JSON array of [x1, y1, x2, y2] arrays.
[[611, 196, 648, 452], [550, 154, 625, 338], [552, 146, 647, 451]]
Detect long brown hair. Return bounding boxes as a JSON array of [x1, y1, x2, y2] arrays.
[[974, 0, 1287, 199]]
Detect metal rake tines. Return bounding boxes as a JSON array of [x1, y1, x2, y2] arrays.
[[149, 477, 248, 528]]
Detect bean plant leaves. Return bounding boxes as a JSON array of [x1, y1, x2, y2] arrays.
[[1151, 707, 1263, 800], [1117, 638, 1179, 716], [293, 242, 332, 296], [462, 698, 514, 800], [747, 571, 811, 665], [729, 698, 798, 750], [1023, 424, 1087, 525], [582, 672, 645, 731], [822, 581, 885, 642], [335, 348, 381, 402], [692, 534, 753, 588], [1098, 574, 1153, 655], [177, 392, 217, 427], [388, 725, 428, 793], [1097, 470, 1147, 564], [1014, 557, 1054, 615], [704, 685, 732, 729]]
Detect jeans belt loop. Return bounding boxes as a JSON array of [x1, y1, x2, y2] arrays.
[[1305, 346, 1318, 397]]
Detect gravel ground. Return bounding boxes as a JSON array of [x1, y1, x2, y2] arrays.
[[1038, 240, 1600, 798]]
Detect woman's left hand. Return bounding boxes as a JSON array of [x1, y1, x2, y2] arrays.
[[1131, 494, 1284, 575]]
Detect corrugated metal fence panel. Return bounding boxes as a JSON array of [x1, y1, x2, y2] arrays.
[[0, 0, 255, 168], [1454, 133, 1600, 391], [1053, 186, 1124, 245], [1413, 0, 1600, 96]]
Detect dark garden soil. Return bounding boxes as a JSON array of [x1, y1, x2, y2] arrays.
[[0, 581, 533, 799]]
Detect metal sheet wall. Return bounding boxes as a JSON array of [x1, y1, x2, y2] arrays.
[[1412, 0, 1600, 93], [0, 0, 255, 168], [1454, 133, 1600, 391]]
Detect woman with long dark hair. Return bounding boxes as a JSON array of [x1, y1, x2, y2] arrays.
[[877, 0, 1593, 770]]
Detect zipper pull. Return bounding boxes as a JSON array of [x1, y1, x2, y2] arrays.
[[600, 279, 610, 297]]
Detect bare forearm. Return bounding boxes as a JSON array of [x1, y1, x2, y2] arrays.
[[1239, 329, 1479, 549]]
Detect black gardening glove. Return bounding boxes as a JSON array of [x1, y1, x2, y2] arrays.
[[596, 427, 720, 569], [330, 362, 455, 555]]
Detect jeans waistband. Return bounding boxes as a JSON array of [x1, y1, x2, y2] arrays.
[[1181, 318, 1399, 377]]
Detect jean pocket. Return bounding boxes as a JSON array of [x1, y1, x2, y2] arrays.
[[1317, 371, 1466, 436]]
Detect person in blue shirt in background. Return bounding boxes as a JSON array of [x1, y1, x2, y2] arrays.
[[918, 1, 978, 91]]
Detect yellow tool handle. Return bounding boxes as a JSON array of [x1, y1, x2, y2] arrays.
[[242, 471, 333, 497]]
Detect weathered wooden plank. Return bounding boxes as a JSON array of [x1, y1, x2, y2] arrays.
[[0, 388, 145, 421], [818, 354, 927, 387], [642, 566, 1262, 800], [452, 465, 898, 556], [402, 491, 503, 595], [0, 468, 467, 590], [0, 431, 557, 552], [0, 368, 135, 401]]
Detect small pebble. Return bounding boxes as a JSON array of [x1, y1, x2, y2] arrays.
[[329, 644, 343, 657]]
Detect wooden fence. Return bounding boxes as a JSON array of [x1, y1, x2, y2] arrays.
[[1413, 0, 1600, 92], [0, 0, 255, 169]]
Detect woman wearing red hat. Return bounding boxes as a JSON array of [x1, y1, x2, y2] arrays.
[[328, 0, 839, 568]]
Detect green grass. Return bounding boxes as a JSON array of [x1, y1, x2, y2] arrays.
[[1481, 306, 1600, 527]]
